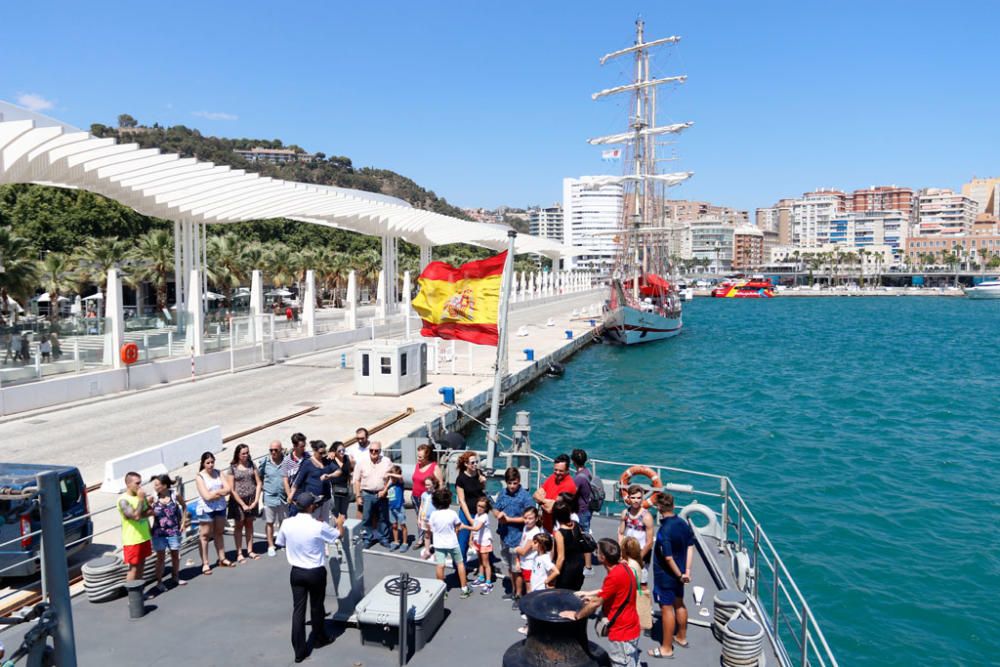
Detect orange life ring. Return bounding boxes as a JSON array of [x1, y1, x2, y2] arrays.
[[120, 342, 139, 365], [619, 465, 663, 509]]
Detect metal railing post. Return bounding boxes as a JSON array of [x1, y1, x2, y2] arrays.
[[752, 524, 761, 598], [38, 471, 77, 667], [736, 503, 744, 551], [800, 603, 810, 667], [772, 568, 780, 637], [719, 478, 729, 553]]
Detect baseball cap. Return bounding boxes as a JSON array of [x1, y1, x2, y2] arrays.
[[296, 492, 317, 510]]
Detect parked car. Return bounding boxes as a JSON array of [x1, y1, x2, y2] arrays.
[[0, 464, 93, 579]]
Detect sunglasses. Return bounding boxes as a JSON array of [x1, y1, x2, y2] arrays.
[[370, 449, 382, 454], [269, 449, 282, 453]]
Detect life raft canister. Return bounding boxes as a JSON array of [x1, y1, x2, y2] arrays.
[[618, 465, 664, 509], [120, 342, 139, 365]]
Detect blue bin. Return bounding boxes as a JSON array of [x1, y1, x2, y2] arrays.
[[524, 348, 535, 361], [439, 386, 456, 405], [340, 353, 347, 369], [565, 330, 574, 340], [589, 319, 596, 327]]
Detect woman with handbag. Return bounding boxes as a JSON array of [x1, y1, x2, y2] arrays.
[[561, 538, 641, 667], [551, 500, 586, 591], [621, 537, 654, 632]]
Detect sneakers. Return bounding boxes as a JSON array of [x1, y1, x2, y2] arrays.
[[510, 596, 521, 610], [459, 587, 472, 599], [583, 567, 594, 577], [472, 576, 487, 588], [267, 547, 276, 557], [480, 583, 494, 595], [390, 543, 400, 551], [399, 544, 410, 553]]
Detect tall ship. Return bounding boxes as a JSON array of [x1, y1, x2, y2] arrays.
[[596, 20, 692, 345]]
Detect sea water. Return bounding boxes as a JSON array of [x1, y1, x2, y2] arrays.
[[467, 296, 1000, 666]]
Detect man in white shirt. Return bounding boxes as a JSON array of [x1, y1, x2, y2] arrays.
[[275, 492, 341, 663], [352, 440, 393, 548], [343, 426, 371, 464]]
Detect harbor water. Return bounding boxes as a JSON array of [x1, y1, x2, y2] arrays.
[[468, 296, 1000, 666]]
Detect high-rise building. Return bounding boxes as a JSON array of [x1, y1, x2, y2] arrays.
[[851, 186, 915, 221], [690, 218, 735, 273], [791, 194, 841, 247], [663, 200, 748, 226], [732, 226, 765, 271], [916, 188, 979, 236], [528, 205, 564, 242], [828, 210, 909, 261], [961, 177, 1000, 217], [562, 177, 623, 272]]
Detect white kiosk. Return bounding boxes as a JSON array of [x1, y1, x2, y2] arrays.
[[353, 340, 428, 396]]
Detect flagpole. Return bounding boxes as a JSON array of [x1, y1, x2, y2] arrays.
[[485, 230, 516, 471]]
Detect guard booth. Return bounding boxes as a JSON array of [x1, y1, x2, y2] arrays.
[[353, 340, 428, 396]]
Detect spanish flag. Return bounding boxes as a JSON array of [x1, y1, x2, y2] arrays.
[[411, 251, 507, 346]]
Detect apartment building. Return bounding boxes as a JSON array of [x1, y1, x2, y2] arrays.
[[915, 188, 979, 235], [961, 177, 1000, 217], [233, 147, 316, 164], [828, 210, 909, 260], [528, 205, 564, 242], [562, 177, 624, 272], [851, 186, 915, 221]]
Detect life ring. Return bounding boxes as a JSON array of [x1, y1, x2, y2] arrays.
[[618, 465, 663, 509], [679, 501, 720, 540], [120, 342, 139, 365]]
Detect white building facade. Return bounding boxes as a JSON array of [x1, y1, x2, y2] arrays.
[[528, 205, 564, 242], [562, 177, 623, 272], [828, 210, 909, 261], [916, 188, 979, 236], [690, 218, 735, 273], [791, 195, 840, 247]]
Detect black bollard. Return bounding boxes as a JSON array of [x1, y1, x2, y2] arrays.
[[502, 589, 609, 667], [124, 580, 145, 619]]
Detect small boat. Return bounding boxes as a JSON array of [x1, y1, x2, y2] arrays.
[[964, 280, 1000, 299], [711, 277, 776, 298]]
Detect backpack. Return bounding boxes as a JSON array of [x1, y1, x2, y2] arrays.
[[586, 470, 606, 513]]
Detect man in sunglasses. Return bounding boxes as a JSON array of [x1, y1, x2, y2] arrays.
[[260, 440, 288, 557], [352, 440, 393, 548]]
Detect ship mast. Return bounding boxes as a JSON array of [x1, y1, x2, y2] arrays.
[[593, 18, 693, 304]]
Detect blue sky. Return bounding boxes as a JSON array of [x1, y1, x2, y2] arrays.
[[2, 1, 997, 212]]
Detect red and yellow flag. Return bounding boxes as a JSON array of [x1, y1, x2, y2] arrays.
[[411, 251, 506, 346]]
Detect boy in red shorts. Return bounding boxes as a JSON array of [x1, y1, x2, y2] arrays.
[[118, 472, 153, 581]]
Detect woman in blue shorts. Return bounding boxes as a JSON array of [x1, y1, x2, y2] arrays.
[[195, 451, 234, 575]]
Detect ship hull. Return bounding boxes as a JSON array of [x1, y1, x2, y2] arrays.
[[603, 305, 682, 345]]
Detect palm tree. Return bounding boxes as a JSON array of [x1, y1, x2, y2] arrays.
[[353, 248, 382, 301], [856, 248, 867, 288], [978, 246, 989, 275], [78, 236, 132, 302], [264, 242, 297, 291], [130, 228, 174, 313], [205, 233, 247, 305], [0, 226, 39, 307], [36, 252, 76, 318]]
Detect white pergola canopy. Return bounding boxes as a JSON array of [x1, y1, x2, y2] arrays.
[[0, 101, 568, 259]]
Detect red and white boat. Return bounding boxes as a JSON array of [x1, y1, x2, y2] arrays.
[[711, 277, 776, 298]]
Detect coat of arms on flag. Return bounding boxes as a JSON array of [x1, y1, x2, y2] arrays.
[[410, 251, 506, 346]]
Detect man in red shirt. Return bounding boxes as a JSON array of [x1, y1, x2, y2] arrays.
[[560, 538, 640, 667], [532, 453, 577, 533]]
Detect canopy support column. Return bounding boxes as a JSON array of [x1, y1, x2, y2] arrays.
[[419, 244, 432, 271], [186, 268, 203, 356], [381, 235, 398, 315], [402, 270, 412, 339], [103, 268, 124, 369], [303, 270, 316, 337], [345, 270, 358, 330], [173, 220, 183, 313], [250, 270, 263, 342]]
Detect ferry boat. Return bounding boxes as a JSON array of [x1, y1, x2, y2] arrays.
[[593, 21, 692, 345], [712, 277, 776, 299], [963, 279, 1000, 299]]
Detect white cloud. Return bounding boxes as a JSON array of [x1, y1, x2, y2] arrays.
[[192, 110, 238, 121], [16, 92, 54, 112]]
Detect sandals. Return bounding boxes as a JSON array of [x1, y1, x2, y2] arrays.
[[202, 565, 213, 576], [648, 647, 674, 659], [217, 558, 235, 568], [247, 552, 261, 560], [237, 554, 247, 565], [675, 639, 689, 648]]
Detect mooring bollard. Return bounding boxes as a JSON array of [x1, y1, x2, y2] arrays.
[[125, 580, 145, 619], [564, 330, 573, 340], [438, 386, 455, 405], [524, 348, 535, 361]]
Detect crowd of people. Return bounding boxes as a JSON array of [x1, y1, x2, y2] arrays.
[[115, 435, 697, 667]]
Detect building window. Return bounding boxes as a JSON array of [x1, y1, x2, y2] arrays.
[[361, 353, 370, 377], [380, 356, 392, 374]]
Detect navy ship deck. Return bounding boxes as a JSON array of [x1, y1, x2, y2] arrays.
[[3, 513, 784, 666]]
